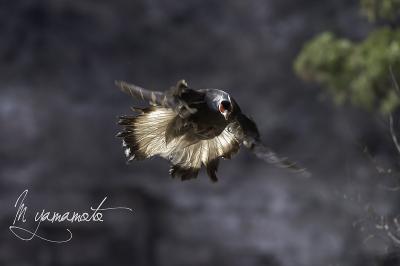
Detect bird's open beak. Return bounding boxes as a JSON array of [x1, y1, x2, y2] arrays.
[[222, 110, 229, 120]]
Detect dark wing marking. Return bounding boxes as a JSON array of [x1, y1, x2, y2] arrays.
[[117, 106, 241, 182]]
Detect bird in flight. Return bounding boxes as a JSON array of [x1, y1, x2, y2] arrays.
[[116, 80, 308, 182]]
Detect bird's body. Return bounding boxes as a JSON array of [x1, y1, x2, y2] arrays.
[[116, 80, 307, 182]]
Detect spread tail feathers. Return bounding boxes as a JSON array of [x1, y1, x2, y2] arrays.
[[117, 106, 241, 182]]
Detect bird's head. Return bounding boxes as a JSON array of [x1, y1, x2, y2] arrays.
[[218, 99, 233, 120], [211, 90, 234, 120]]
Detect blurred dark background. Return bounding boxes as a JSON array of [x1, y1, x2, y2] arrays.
[[1, 0, 400, 265]]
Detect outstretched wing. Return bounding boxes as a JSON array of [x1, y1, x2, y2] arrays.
[[115, 80, 168, 106], [115, 80, 205, 118], [250, 141, 310, 177], [235, 113, 310, 177], [117, 106, 240, 182]]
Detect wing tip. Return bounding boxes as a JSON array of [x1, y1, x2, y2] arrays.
[[115, 80, 129, 93], [115, 80, 142, 99]]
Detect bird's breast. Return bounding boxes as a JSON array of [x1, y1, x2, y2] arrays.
[[187, 101, 229, 140]]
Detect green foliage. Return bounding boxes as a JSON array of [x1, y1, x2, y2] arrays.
[[294, 32, 353, 105], [361, 0, 400, 22], [294, 16, 400, 113]]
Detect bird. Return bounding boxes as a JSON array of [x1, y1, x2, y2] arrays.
[[115, 80, 309, 182]]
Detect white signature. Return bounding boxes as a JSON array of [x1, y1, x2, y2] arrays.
[[9, 189, 133, 243]]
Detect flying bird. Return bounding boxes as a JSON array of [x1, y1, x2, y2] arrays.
[[116, 80, 308, 182]]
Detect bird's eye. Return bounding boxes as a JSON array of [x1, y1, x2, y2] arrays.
[[219, 100, 231, 113]]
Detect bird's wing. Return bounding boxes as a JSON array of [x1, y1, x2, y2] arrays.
[[250, 141, 310, 177], [117, 106, 240, 182], [115, 80, 167, 106], [235, 113, 310, 177], [115, 80, 205, 118], [116, 79, 210, 147]]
